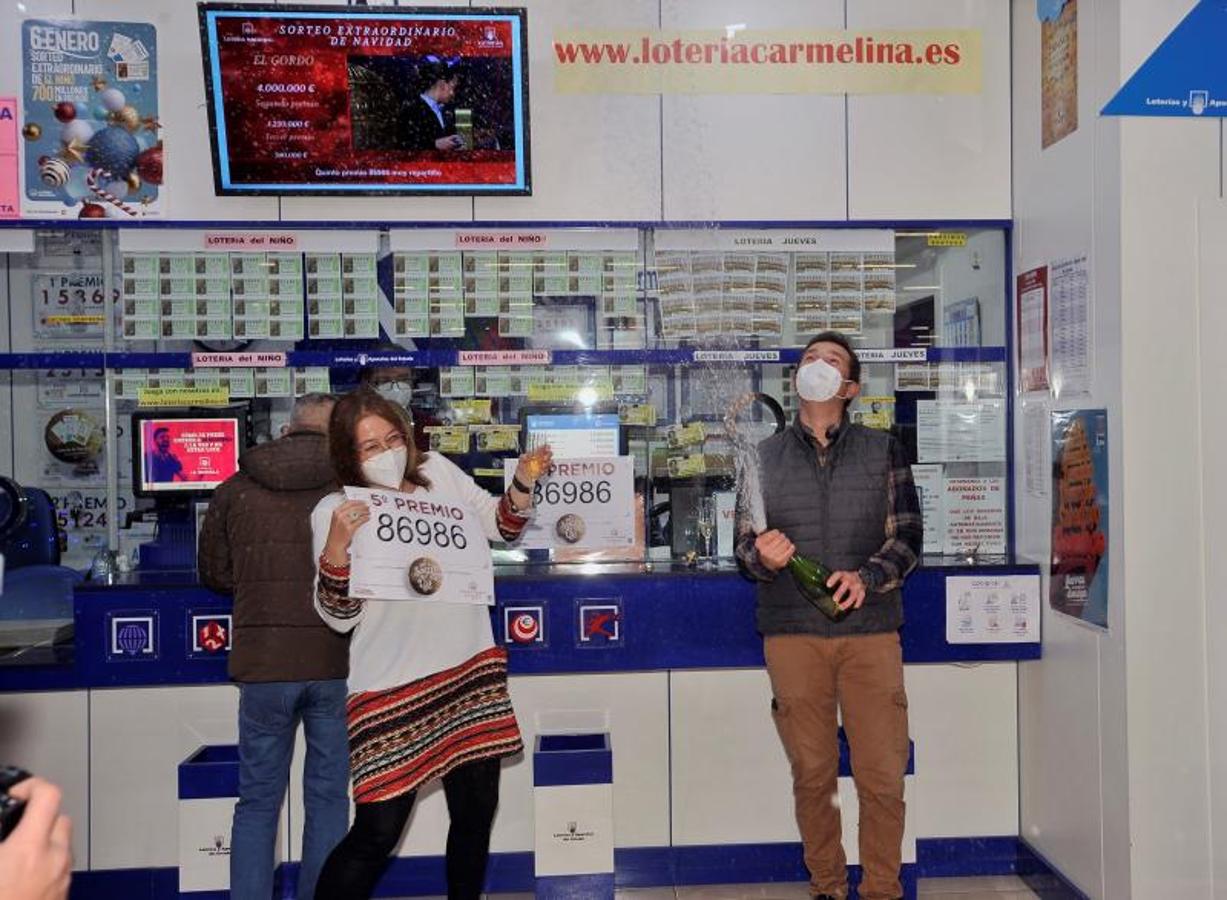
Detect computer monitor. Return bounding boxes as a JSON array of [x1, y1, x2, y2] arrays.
[[519, 405, 626, 458], [131, 408, 248, 499]]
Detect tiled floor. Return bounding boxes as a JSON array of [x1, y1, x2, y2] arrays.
[[424, 876, 1044, 899]]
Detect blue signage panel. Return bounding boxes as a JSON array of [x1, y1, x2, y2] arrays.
[[1103, 1, 1227, 117]]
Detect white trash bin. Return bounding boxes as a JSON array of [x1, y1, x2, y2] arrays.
[[177, 745, 288, 897], [533, 732, 615, 899]]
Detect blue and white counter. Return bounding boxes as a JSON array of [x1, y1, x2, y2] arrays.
[[0, 561, 1040, 897]]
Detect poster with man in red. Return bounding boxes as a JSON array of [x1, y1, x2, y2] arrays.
[[141, 418, 239, 492]]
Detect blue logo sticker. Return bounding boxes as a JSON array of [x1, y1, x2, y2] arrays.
[[1103, 1, 1227, 117]]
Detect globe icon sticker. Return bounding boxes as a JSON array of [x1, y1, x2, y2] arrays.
[[110, 616, 155, 658], [117, 623, 148, 654]]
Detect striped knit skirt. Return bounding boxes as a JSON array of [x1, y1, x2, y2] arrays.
[[346, 646, 523, 804]]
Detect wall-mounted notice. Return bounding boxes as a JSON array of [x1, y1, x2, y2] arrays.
[[1021, 399, 1050, 500], [946, 574, 1040, 644], [943, 477, 1006, 556], [911, 464, 945, 555], [21, 20, 162, 218], [1049, 254, 1091, 397], [916, 399, 1006, 463], [942, 297, 981, 347], [1016, 265, 1049, 393]]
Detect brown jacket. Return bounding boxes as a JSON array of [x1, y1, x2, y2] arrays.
[[197, 430, 349, 682]]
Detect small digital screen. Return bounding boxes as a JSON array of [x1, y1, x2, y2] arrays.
[[525, 413, 621, 459], [199, 4, 530, 195], [138, 418, 241, 494]]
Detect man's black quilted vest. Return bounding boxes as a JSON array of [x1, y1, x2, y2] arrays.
[[756, 418, 903, 637]]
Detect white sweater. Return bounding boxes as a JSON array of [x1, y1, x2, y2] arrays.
[[313, 453, 511, 695]]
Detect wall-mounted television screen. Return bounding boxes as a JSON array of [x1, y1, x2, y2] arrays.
[[198, 4, 530, 196]]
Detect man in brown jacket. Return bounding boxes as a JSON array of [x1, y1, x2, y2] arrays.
[[197, 393, 349, 900]]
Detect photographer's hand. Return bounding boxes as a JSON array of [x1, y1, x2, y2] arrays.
[[0, 779, 72, 900]]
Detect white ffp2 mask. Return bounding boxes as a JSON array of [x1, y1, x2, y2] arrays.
[[361, 447, 408, 490], [796, 360, 848, 403], [375, 383, 414, 410]]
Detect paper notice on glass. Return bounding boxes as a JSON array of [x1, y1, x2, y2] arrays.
[[344, 486, 494, 605], [916, 400, 1006, 463], [1022, 400, 1051, 499], [946, 574, 1040, 644], [943, 477, 1007, 556], [503, 457, 635, 551], [911, 464, 945, 555], [715, 490, 737, 557], [1016, 266, 1050, 393], [1049, 254, 1091, 397]]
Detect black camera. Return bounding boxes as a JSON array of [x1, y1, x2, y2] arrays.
[[0, 766, 30, 840]]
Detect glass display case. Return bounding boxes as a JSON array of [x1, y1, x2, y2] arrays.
[[0, 222, 1018, 673]]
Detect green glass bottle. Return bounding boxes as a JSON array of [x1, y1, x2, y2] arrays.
[[787, 553, 850, 623]]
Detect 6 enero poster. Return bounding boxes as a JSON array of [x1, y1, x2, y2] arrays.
[[1049, 408, 1109, 630], [21, 20, 162, 218]]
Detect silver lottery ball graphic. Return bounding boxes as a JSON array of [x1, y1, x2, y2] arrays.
[[555, 514, 586, 544], [408, 557, 444, 595]]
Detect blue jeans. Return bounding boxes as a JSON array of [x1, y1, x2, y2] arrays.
[[231, 680, 350, 900]]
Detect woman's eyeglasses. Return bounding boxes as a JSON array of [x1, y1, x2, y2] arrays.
[[357, 432, 407, 459]]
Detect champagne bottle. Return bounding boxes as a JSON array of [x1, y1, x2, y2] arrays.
[[787, 553, 850, 623]]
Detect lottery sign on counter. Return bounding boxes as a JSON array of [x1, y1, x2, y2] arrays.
[[344, 486, 494, 605], [503, 456, 634, 551]]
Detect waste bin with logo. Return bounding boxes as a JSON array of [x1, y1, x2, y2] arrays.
[[177, 744, 288, 896], [533, 732, 615, 899]]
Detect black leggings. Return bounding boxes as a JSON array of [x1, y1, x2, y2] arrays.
[[313, 757, 501, 900]]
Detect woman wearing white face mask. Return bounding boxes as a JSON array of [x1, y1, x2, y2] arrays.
[[310, 388, 551, 900]]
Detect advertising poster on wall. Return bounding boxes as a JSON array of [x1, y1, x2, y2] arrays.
[[1, 97, 17, 218], [1040, 0, 1077, 148], [20, 20, 162, 218], [1050, 408, 1109, 629]]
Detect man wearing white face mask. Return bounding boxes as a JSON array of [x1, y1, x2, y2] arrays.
[[735, 332, 922, 900], [358, 363, 415, 415], [358, 360, 441, 456]]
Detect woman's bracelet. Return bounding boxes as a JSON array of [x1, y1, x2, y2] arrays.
[[319, 552, 351, 577], [511, 473, 532, 496], [505, 488, 530, 515]]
